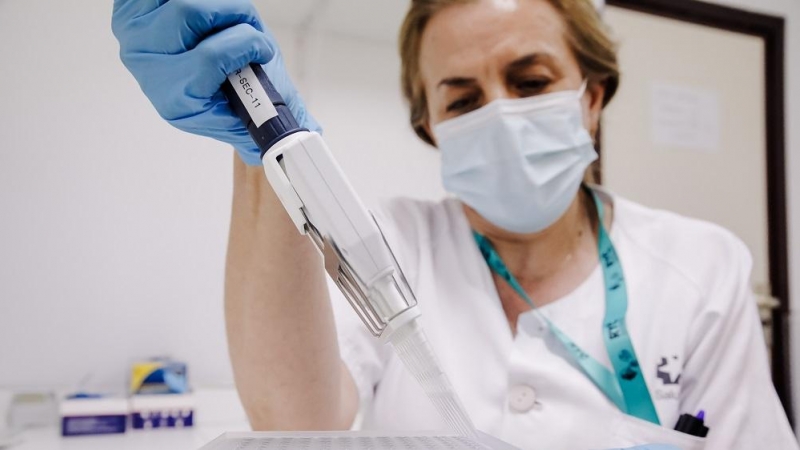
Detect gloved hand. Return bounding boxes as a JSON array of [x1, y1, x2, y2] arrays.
[[111, 0, 320, 165]]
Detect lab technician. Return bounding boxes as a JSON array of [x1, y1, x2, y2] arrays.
[[112, 0, 797, 448]]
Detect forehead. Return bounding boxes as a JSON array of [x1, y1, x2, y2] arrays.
[[419, 0, 572, 82]]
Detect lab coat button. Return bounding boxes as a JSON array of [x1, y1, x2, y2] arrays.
[[508, 384, 537, 413]]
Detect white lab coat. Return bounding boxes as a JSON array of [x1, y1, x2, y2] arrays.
[[329, 189, 798, 450]]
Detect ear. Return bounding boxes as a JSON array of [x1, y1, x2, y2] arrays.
[[583, 80, 606, 140]]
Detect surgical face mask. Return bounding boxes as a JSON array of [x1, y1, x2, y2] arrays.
[[433, 82, 598, 234]]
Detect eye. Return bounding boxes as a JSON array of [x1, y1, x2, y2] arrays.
[[515, 78, 551, 96], [446, 96, 480, 113]]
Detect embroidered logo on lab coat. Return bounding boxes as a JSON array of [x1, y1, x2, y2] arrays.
[[656, 355, 682, 385], [653, 355, 682, 401]]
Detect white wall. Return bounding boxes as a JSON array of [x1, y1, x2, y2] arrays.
[[698, 0, 800, 422], [1, 0, 232, 390], [0, 0, 443, 392], [1, 0, 799, 427]]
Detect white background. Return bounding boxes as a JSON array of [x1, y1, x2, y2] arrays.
[[0, 0, 798, 431]]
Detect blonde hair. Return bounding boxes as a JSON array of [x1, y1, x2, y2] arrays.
[[400, 0, 620, 146]]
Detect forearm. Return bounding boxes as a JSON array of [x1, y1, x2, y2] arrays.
[[224, 156, 358, 430]]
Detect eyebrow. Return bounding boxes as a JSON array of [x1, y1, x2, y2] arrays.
[[436, 52, 557, 89], [506, 53, 552, 73]]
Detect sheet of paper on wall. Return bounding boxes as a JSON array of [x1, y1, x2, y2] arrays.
[[650, 81, 722, 153], [201, 431, 521, 450]]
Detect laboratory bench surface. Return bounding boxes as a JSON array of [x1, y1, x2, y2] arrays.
[[5, 422, 250, 450]]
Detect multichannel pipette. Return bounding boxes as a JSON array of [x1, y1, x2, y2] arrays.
[[222, 64, 476, 438]]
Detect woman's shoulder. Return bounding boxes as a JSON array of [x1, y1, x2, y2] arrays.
[[612, 193, 749, 256], [611, 193, 753, 296], [375, 196, 463, 242], [372, 196, 466, 281]]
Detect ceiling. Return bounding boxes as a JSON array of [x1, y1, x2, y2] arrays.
[[254, 0, 411, 42]]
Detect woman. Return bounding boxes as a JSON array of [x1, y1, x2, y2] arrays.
[[112, 0, 797, 448]]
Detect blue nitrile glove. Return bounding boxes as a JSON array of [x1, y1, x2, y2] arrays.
[[111, 0, 321, 165]]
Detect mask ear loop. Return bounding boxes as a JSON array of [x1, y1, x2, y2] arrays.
[[577, 79, 589, 98], [577, 79, 596, 145]]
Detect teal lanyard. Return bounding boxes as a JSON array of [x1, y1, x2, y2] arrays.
[[472, 191, 660, 424]]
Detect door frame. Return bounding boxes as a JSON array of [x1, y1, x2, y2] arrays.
[[604, 0, 791, 425]]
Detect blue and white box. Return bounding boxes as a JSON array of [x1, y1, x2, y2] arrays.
[[59, 396, 128, 437], [130, 393, 194, 429]]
